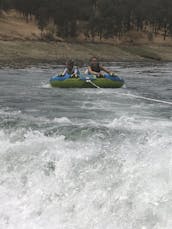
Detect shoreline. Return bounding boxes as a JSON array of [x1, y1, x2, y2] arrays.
[[0, 40, 172, 68]]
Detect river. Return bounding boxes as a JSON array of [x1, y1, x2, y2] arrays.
[[0, 62, 172, 229]]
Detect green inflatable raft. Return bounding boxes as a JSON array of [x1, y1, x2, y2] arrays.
[[50, 73, 124, 88]]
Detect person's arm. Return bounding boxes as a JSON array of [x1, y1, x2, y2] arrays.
[[62, 68, 67, 76], [74, 66, 79, 75], [100, 65, 112, 74]]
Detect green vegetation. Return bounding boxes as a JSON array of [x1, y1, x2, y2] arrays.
[[121, 46, 161, 61]]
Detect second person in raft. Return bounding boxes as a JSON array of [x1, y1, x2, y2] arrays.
[[62, 60, 79, 78], [86, 57, 113, 77]]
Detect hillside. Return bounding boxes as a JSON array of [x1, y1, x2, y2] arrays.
[[0, 10, 41, 40], [0, 10, 172, 67]]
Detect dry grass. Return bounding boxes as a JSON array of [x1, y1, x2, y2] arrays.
[[121, 46, 161, 60], [1, 40, 172, 67], [0, 10, 40, 41], [0, 40, 141, 67]]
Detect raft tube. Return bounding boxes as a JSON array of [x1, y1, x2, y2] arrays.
[[50, 73, 124, 88]]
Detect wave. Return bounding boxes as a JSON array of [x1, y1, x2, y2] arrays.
[[0, 114, 172, 228]]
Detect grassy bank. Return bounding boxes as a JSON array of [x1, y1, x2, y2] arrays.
[[0, 40, 139, 67], [0, 40, 172, 67]]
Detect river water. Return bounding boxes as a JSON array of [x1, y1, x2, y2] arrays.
[[0, 62, 172, 229]]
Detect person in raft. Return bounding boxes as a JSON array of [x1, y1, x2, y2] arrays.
[[62, 60, 79, 78], [86, 57, 113, 77]]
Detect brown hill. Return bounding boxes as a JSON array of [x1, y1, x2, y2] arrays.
[[0, 10, 41, 41]]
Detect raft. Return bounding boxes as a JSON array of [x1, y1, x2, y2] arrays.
[[50, 73, 124, 88]]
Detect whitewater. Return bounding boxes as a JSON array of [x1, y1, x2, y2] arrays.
[[0, 62, 172, 229]]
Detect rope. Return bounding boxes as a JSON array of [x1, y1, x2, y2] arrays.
[[85, 76, 171, 105], [86, 79, 100, 88], [114, 92, 172, 105]]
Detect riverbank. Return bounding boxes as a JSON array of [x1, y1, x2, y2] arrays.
[[1, 40, 172, 68]]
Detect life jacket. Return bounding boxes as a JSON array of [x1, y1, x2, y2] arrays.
[[90, 63, 101, 73]]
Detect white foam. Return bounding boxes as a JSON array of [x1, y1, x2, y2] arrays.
[[0, 121, 172, 229], [106, 115, 172, 132], [53, 117, 72, 124], [40, 83, 51, 89]]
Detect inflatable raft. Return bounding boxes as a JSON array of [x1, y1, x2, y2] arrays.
[[50, 73, 124, 88]]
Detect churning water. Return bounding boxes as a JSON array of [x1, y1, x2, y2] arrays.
[[0, 62, 172, 229]]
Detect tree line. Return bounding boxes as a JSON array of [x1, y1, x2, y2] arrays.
[[1, 0, 172, 40]]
